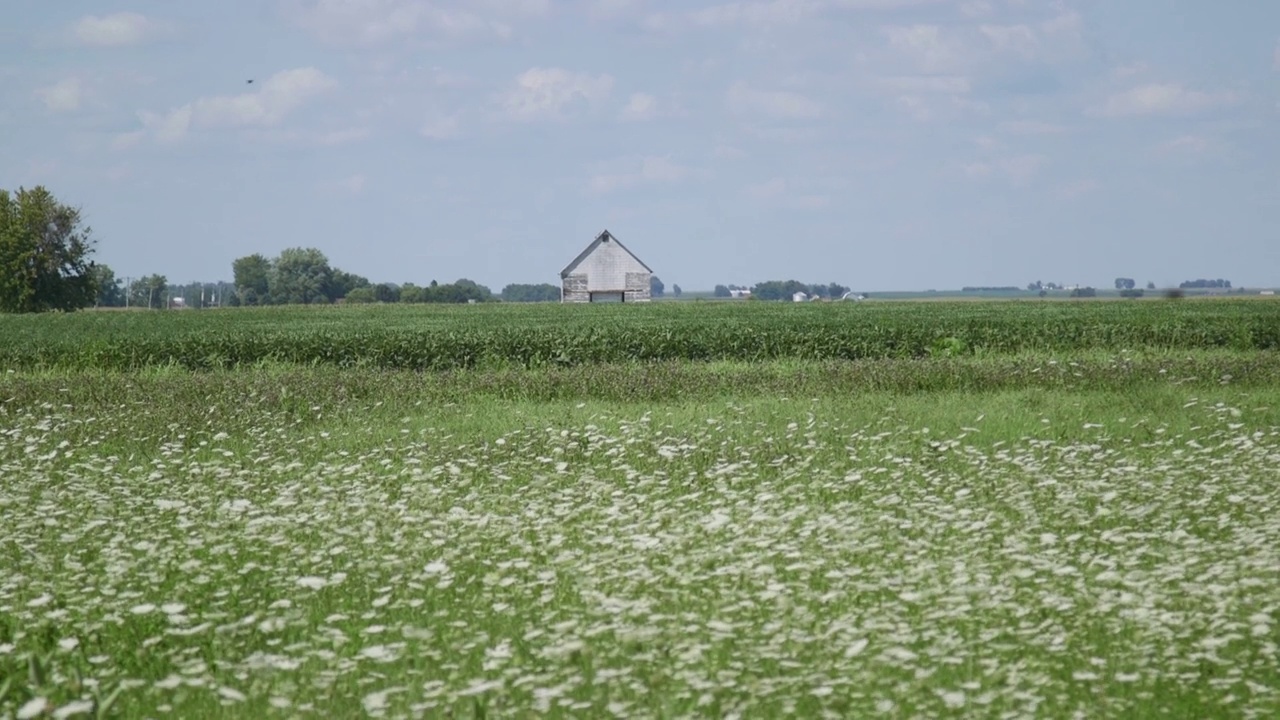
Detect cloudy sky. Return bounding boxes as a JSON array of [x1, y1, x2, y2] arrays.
[[3, 1, 1278, 292]]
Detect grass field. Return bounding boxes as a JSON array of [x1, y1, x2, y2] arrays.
[[2, 300, 1279, 718]]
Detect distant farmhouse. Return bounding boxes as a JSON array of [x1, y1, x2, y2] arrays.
[[560, 230, 653, 303]]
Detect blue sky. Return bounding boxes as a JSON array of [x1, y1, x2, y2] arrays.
[[3, 0, 1278, 292]]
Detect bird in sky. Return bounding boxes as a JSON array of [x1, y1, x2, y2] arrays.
[[246, 79, 254, 84]]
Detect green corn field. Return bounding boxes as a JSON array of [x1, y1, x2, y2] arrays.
[[0, 298, 1276, 371]]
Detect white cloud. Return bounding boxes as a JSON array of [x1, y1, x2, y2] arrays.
[[37, 78, 82, 112], [283, 0, 544, 45], [997, 120, 1067, 135], [877, 75, 970, 94], [1155, 135, 1223, 160], [726, 82, 822, 119], [342, 173, 368, 193], [745, 177, 829, 209], [1056, 179, 1099, 200], [1111, 62, 1148, 80], [586, 155, 690, 194], [979, 24, 1038, 57], [500, 67, 614, 122], [881, 24, 972, 74], [1099, 83, 1235, 117], [643, 0, 947, 31], [131, 67, 337, 144], [72, 13, 170, 47], [962, 154, 1046, 186], [619, 92, 658, 121], [714, 143, 747, 159], [420, 112, 461, 139]]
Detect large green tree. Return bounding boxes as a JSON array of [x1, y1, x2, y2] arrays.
[[91, 263, 126, 307], [500, 283, 560, 302], [269, 247, 334, 305], [0, 185, 98, 313], [128, 274, 168, 309], [232, 253, 272, 306]]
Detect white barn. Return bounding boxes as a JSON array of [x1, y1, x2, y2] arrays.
[[560, 230, 653, 303]]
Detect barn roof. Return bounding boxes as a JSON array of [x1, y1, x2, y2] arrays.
[[560, 229, 654, 278]]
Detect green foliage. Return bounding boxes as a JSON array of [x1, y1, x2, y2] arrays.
[[269, 247, 333, 305], [650, 275, 664, 297], [401, 279, 494, 304], [91, 264, 126, 307], [231, 253, 271, 306], [0, 186, 97, 313], [751, 280, 809, 301], [1070, 287, 1097, 298], [344, 286, 376, 304], [1181, 278, 1231, 289], [1, 298, 1278, 372], [501, 283, 560, 302], [330, 269, 370, 300], [233, 250, 368, 305], [128, 274, 168, 309], [1114, 277, 1136, 290]]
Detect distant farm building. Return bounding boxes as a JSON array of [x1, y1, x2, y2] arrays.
[[560, 230, 653, 303]]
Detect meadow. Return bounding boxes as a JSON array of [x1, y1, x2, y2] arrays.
[[2, 299, 1279, 718]]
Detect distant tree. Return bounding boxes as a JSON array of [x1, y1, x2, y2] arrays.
[[751, 280, 809, 301], [269, 247, 333, 305], [1146, 281, 1156, 290], [825, 282, 850, 299], [1027, 281, 1043, 291], [1038, 289, 1048, 298], [650, 275, 664, 297], [232, 253, 272, 306], [1114, 277, 1136, 290], [372, 283, 400, 303], [672, 283, 682, 297], [343, 287, 376, 303], [1179, 278, 1231, 289], [1069, 286, 1097, 298], [0, 185, 98, 313], [329, 270, 370, 301], [129, 274, 168, 309], [412, 278, 495, 304], [501, 283, 561, 302], [713, 284, 731, 298], [399, 283, 427, 303], [91, 264, 126, 307], [1119, 288, 1144, 298]]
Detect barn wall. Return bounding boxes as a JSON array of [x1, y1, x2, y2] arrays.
[[562, 273, 589, 303], [624, 272, 651, 302], [577, 240, 649, 292]]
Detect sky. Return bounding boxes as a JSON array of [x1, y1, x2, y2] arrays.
[[2, 0, 1279, 292]]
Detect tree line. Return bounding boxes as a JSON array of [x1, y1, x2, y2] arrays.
[[714, 281, 853, 300], [0, 185, 1254, 314]]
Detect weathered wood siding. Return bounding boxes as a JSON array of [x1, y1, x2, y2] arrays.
[[624, 272, 650, 302], [562, 273, 589, 303], [561, 236, 651, 303]]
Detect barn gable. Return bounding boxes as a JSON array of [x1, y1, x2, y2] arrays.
[[560, 230, 653, 303]]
